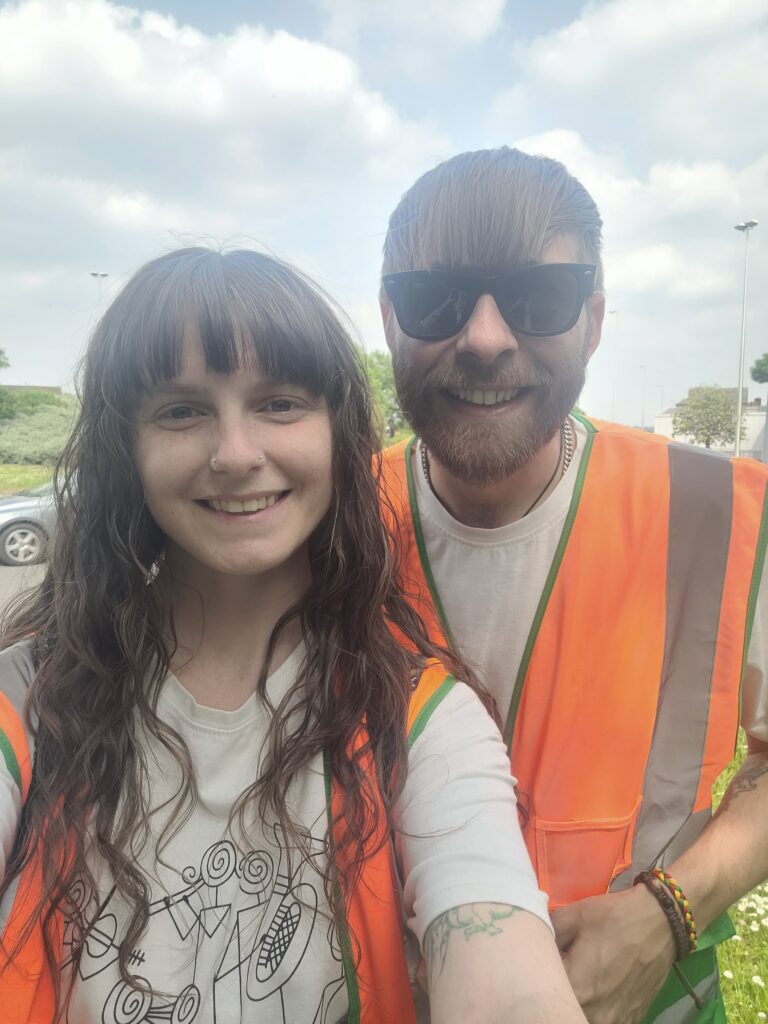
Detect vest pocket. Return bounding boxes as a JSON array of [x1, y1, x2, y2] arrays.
[[532, 797, 642, 907]]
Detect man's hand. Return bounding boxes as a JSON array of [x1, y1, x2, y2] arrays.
[[551, 885, 676, 1024]]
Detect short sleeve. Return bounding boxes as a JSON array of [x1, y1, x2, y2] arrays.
[[743, 567, 768, 742], [394, 682, 551, 950], [0, 642, 35, 882]]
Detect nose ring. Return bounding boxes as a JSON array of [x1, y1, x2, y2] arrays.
[[210, 454, 265, 470]]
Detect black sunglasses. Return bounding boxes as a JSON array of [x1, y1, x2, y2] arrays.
[[382, 263, 597, 342]]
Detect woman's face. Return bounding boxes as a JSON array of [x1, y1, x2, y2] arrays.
[[133, 331, 334, 584]]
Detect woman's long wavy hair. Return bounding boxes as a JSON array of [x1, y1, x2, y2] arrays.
[[0, 247, 489, 1012]]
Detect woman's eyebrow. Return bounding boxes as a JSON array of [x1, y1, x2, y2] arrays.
[[149, 381, 205, 397]]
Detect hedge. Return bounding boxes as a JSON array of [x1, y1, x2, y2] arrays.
[[0, 396, 78, 465]]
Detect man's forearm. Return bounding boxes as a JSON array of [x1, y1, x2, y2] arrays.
[[665, 745, 768, 932]]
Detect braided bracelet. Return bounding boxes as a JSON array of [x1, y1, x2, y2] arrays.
[[634, 872, 691, 961], [652, 868, 698, 952]]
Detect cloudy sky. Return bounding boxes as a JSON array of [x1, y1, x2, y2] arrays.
[[1, 0, 766, 425]]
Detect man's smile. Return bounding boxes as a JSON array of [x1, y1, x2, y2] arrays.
[[445, 386, 530, 406]]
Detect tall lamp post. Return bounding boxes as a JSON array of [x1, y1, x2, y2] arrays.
[[90, 271, 109, 302], [734, 220, 758, 457], [640, 363, 647, 429], [608, 309, 619, 421]]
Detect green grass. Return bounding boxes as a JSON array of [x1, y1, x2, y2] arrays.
[[0, 464, 52, 495], [713, 733, 768, 1022]]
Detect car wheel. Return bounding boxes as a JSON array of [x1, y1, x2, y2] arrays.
[[0, 522, 47, 566]]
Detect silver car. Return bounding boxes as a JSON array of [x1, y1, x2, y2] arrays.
[[0, 482, 56, 566]]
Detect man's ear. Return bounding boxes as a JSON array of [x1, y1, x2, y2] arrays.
[[380, 294, 396, 355], [586, 292, 605, 361]]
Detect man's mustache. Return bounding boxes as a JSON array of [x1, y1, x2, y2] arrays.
[[423, 364, 553, 392]]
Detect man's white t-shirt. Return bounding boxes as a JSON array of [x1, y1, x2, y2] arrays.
[[412, 419, 768, 744], [0, 642, 550, 1024]]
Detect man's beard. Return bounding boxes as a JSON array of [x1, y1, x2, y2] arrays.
[[392, 343, 588, 485]]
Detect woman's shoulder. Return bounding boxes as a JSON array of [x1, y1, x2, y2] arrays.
[[408, 677, 502, 755]]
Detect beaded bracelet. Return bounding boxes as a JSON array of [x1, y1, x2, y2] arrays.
[[634, 872, 691, 961], [652, 868, 698, 953]]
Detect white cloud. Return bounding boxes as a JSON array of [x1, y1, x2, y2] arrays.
[[0, 0, 446, 197], [0, 0, 452, 385], [520, 0, 766, 89], [501, 0, 768, 164], [609, 245, 731, 297], [318, 0, 507, 49]]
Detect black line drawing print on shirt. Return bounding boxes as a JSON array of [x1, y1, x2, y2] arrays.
[[65, 826, 348, 1023]]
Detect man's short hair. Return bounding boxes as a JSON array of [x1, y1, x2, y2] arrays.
[[382, 147, 604, 291]]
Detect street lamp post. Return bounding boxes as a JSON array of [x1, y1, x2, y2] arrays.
[[90, 271, 109, 302], [608, 309, 619, 421], [734, 220, 758, 457], [640, 364, 647, 429]]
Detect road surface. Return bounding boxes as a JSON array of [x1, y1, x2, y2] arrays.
[[0, 564, 46, 617]]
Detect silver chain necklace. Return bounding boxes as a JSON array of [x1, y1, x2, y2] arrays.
[[420, 416, 575, 518]]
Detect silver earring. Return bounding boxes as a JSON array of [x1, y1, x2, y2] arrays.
[[257, 453, 266, 466], [210, 455, 218, 471], [144, 551, 165, 586]]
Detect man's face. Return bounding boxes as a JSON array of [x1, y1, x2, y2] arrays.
[[382, 235, 605, 484]]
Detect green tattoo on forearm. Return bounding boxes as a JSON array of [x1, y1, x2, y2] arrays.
[[424, 903, 517, 980]]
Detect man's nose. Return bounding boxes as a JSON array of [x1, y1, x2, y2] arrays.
[[455, 294, 519, 365]]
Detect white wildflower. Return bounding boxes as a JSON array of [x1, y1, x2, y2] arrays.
[[752, 975, 765, 988], [730, 934, 743, 942], [723, 969, 734, 979]]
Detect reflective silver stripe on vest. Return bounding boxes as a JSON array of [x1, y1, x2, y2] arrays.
[[612, 446, 733, 890], [0, 640, 37, 760], [0, 874, 21, 932], [0, 641, 37, 932], [652, 964, 721, 1023]]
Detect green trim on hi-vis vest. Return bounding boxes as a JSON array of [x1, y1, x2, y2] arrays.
[[742, 481, 768, 690], [0, 727, 21, 791], [502, 415, 596, 749], [407, 675, 456, 750], [323, 750, 362, 1024], [734, 475, 768, 759], [404, 436, 456, 648]]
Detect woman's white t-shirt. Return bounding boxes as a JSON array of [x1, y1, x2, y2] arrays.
[[0, 644, 550, 1024]]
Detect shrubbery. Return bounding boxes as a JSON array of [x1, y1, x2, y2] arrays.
[[0, 395, 78, 464], [0, 387, 61, 421]]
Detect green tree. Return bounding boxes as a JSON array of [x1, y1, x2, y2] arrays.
[[751, 353, 768, 385], [364, 349, 405, 438], [672, 385, 744, 449], [0, 348, 9, 371], [750, 354, 768, 462]]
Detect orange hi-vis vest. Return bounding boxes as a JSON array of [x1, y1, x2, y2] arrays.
[[380, 414, 768, 1024], [0, 644, 457, 1024]]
